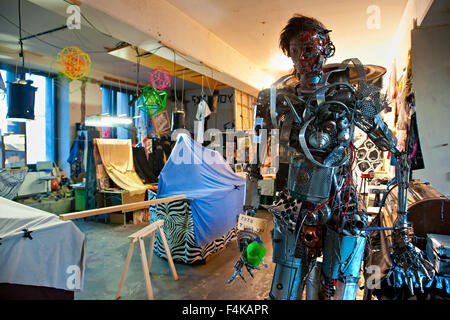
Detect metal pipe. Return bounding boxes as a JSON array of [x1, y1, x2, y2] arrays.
[[362, 227, 396, 231], [20, 25, 67, 41]]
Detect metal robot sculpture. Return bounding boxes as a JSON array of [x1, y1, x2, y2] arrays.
[[228, 15, 434, 300]]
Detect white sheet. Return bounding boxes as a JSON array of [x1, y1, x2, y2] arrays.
[[0, 197, 85, 291]]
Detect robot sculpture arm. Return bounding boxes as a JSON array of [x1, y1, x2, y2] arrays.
[[351, 88, 435, 295]]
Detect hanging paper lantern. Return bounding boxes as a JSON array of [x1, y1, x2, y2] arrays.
[[148, 67, 171, 91], [137, 85, 168, 116], [56, 46, 92, 80]]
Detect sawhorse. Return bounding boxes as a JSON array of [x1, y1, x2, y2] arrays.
[[115, 220, 178, 300]]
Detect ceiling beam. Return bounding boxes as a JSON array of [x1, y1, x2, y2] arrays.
[[69, 0, 263, 95], [108, 45, 228, 91]]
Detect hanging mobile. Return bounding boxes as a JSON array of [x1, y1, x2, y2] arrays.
[[56, 46, 92, 80]]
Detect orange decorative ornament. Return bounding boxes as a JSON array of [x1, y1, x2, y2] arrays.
[[56, 46, 92, 80]]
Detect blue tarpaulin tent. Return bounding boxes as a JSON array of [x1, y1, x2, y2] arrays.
[[157, 134, 245, 247]]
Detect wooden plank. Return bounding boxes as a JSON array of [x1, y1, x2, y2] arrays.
[[59, 195, 187, 221]]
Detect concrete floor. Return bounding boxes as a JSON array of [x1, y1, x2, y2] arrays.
[[73, 209, 365, 300], [74, 210, 276, 300]]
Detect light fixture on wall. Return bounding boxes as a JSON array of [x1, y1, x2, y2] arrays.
[[85, 115, 133, 128], [6, 0, 36, 122]]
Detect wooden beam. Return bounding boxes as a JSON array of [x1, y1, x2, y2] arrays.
[[200, 61, 223, 73], [59, 195, 187, 221], [158, 41, 190, 58], [128, 220, 164, 239], [108, 46, 230, 90]]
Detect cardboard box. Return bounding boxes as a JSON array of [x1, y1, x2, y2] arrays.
[[110, 213, 124, 224]]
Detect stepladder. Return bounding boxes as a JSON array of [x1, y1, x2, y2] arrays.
[[115, 219, 178, 300]]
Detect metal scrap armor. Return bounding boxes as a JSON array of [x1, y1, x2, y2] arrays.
[[229, 58, 434, 300], [228, 15, 434, 300]]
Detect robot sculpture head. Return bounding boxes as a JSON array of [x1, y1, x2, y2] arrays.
[[280, 15, 335, 86]]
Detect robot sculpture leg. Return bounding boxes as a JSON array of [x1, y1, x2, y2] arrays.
[[321, 225, 367, 300], [268, 221, 304, 300]]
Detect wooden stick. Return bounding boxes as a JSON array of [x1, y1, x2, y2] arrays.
[[158, 225, 178, 281], [139, 237, 154, 300], [115, 239, 137, 299], [147, 231, 156, 272], [115, 220, 178, 300], [59, 195, 186, 221]]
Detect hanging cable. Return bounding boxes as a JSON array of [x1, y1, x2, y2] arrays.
[[181, 69, 185, 107], [62, 0, 113, 38], [18, 0, 25, 80], [173, 49, 178, 107], [341, 142, 357, 219], [201, 74, 204, 98], [135, 46, 140, 96]]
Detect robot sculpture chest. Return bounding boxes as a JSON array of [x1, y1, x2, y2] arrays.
[[287, 101, 352, 203]]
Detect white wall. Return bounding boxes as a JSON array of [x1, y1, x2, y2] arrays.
[[411, 24, 450, 196], [379, 0, 435, 177], [387, 0, 434, 76], [68, 80, 102, 143]]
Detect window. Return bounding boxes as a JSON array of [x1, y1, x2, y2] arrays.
[[101, 86, 139, 140], [0, 68, 54, 167], [0, 69, 8, 135], [25, 73, 47, 164]]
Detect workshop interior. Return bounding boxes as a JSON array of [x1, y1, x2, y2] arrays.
[[0, 0, 449, 302]]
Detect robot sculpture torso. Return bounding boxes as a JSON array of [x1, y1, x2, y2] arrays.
[[255, 62, 374, 300]]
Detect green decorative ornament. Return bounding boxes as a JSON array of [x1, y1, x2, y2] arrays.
[[137, 85, 167, 116], [246, 242, 266, 267]]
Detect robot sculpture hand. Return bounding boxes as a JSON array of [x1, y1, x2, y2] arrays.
[[228, 14, 434, 300]]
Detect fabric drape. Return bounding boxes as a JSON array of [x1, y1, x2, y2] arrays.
[[157, 134, 245, 247], [95, 139, 148, 195]]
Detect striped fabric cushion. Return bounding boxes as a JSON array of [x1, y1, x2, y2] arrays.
[[148, 191, 237, 264]]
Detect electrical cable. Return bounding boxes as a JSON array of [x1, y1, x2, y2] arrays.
[[377, 181, 398, 216], [173, 50, 178, 106], [0, 12, 63, 50], [1, 3, 120, 55], [342, 142, 357, 218], [0, 11, 107, 54], [168, 47, 222, 84], [62, 0, 113, 38], [181, 69, 185, 107], [18, 0, 25, 79], [293, 140, 356, 249]]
